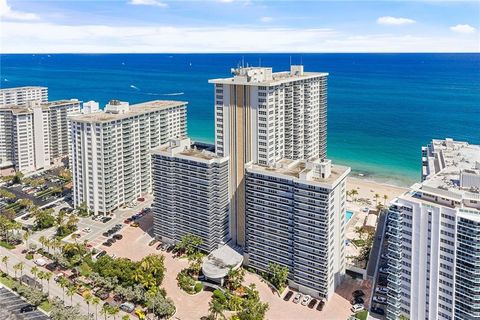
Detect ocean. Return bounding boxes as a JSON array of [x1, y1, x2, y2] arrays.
[[1, 53, 479, 186]]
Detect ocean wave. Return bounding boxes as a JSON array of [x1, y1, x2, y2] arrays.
[[130, 85, 139, 90], [145, 92, 184, 96]]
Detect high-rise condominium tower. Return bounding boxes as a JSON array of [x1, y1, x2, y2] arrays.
[[386, 138, 480, 320], [0, 99, 80, 175], [0, 86, 48, 107], [209, 65, 328, 245], [245, 158, 349, 300], [70, 100, 187, 215], [151, 138, 229, 252]]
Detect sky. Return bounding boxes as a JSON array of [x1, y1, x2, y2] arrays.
[[0, 0, 479, 53]]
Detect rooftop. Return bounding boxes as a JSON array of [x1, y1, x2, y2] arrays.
[[0, 86, 48, 92], [0, 99, 80, 114], [408, 138, 480, 209], [208, 65, 328, 86], [70, 100, 187, 123], [152, 137, 227, 164], [247, 158, 350, 188], [202, 244, 243, 279]]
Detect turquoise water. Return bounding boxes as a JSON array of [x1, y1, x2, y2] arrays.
[[346, 211, 354, 221], [1, 53, 479, 186]]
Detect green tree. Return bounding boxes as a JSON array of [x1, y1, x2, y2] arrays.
[[209, 298, 226, 320], [0, 188, 16, 201], [383, 194, 389, 205], [175, 234, 203, 257], [374, 193, 380, 205], [13, 261, 24, 280], [2, 255, 9, 276], [12, 171, 24, 184], [31, 266, 39, 289], [267, 263, 289, 291], [237, 284, 269, 320], [34, 208, 55, 230], [59, 276, 69, 303], [92, 296, 101, 320], [226, 268, 245, 291], [67, 284, 76, 306]]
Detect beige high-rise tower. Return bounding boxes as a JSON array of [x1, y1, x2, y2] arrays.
[[209, 65, 328, 246]]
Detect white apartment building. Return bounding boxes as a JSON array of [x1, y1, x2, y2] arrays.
[[0, 86, 48, 107], [245, 158, 350, 300], [209, 65, 328, 245], [151, 138, 229, 252], [0, 99, 80, 175], [70, 100, 187, 215], [386, 138, 480, 320]]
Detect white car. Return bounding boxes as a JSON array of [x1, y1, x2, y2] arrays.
[[351, 304, 364, 312], [120, 302, 135, 313], [373, 295, 387, 304], [301, 295, 311, 306], [292, 293, 302, 304], [82, 227, 91, 233], [34, 258, 47, 266], [376, 287, 389, 295], [54, 272, 66, 282]]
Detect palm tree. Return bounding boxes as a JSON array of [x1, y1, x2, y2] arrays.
[[350, 189, 358, 202], [101, 304, 110, 320], [67, 284, 76, 306], [92, 297, 101, 320], [31, 266, 39, 289], [83, 290, 93, 317], [2, 255, 9, 276], [383, 194, 388, 205], [374, 193, 380, 205], [22, 231, 31, 248], [209, 299, 226, 320], [39, 235, 47, 251], [109, 305, 120, 320], [13, 262, 24, 280], [146, 288, 158, 317], [44, 271, 53, 296], [59, 276, 69, 303]]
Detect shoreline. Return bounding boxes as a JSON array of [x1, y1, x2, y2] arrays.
[[346, 176, 409, 207]]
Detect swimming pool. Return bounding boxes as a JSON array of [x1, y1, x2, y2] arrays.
[[346, 210, 354, 221]]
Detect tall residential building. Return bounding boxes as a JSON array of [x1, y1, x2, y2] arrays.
[[0, 86, 48, 107], [209, 65, 328, 245], [386, 138, 480, 320], [151, 138, 229, 252], [70, 100, 187, 215], [245, 158, 349, 300], [0, 99, 80, 175]]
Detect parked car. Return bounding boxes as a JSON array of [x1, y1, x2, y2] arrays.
[[371, 307, 385, 315], [34, 258, 47, 266], [137, 197, 145, 202], [308, 299, 317, 309], [102, 242, 112, 247], [131, 223, 139, 227], [283, 291, 293, 301], [54, 273, 66, 282], [376, 287, 389, 295], [120, 302, 135, 313], [124, 218, 132, 224], [351, 297, 364, 305], [20, 305, 37, 313], [373, 295, 388, 304], [96, 251, 107, 259], [316, 299, 325, 311], [292, 293, 302, 304], [113, 234, 123, 240], [149, 239, 158, 246], [46, 262, 58, 271], [166, 245, 175, 252], [82, 227, 91, 233], [301, 295, 311, 306], [95, 290, 110, 300], [156, 244, 163, 250], [351, 304, 364, 312]]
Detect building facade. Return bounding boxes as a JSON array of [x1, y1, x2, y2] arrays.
[[209, 65, 328, 246], [151, 138, 229, 252], [0, 99, 80, 174], [386, 138, 480, 320], [0, 86, 48, 107], [70, 100, 187, 214], [245, 158, 349, 300]]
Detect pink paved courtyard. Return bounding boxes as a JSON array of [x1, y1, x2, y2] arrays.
[[102, 214, 368, 319]]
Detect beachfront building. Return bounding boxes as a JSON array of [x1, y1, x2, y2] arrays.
[[386, 138, 480, 320], [151, 138, 229, 252], [209, 65, 328, 246], [70, 100, 187, 215], [0, 86, 48, 107], [0, 99, 80, 175], [244, 158, 350, 300]]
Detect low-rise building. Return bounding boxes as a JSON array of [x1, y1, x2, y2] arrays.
[[245, 158, 350, 300], [70, 100, 187, 214], [151, 137, 229, 252]]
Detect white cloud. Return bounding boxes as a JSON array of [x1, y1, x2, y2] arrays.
[[260, 16, 272, 23], [128, 0, 168, 8], [1, 21, 478, 53], [0, 0, 39, 21], [377, 16, 415, 26], [450, 24, 476, 34]]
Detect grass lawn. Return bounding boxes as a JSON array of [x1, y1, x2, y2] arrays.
[[0, 241, 15, 249], [355, 310, 368, 320], [0, 274, 17, 288], [351, 239, 367, 247], [39, 300, 53, 312]]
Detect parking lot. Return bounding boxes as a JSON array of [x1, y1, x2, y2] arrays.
[[0, 286, 50, 320]]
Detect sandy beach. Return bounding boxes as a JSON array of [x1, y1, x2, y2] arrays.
[[346, 176, 409, 207]]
